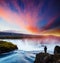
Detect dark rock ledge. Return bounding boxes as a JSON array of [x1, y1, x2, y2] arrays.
[[34, 46, 60, 63]]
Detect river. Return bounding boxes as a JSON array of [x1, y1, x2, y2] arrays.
[[0, 50, 42, 63], [0, 39, 60, 63]]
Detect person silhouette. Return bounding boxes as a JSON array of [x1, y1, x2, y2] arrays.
[[44, 46, 47, 53]]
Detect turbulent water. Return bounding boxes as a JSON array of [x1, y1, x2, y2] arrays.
[[0, 50, 53, 63], [0, 39, 60, 63], [2, 39, 60, 51], [0, 50, 39, 63]]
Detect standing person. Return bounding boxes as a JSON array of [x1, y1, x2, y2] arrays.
[[44, 46, 47, 53]]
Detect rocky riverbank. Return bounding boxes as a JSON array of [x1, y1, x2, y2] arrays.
[[0, 41, 18, 54], [34, 46, 60, 63]]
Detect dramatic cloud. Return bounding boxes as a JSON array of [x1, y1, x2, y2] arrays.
[[0, 0, 60, 36]]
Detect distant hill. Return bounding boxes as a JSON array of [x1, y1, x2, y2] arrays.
[[0, 31, 43, 39], [0, 31, 60, 40]]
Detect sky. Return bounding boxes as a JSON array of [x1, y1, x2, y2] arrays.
[[0, 0, 60, 36]]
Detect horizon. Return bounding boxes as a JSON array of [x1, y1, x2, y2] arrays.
[[0, 30, 60, 37], [0, 0, 60, 51], [0, 0, 60, 36], [0, 1, 60, 63]]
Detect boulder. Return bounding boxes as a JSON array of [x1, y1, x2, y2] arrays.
[[34, 53, 60, 63], [34, 53, 49, 63], [54, 46, 60, 54]]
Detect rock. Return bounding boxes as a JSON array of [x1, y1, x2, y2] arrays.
[[54, 46, 60, 54], [34, 53, 60, 63], [44, 55, 55, 63], [34, 53, 49, 63], [0, 41, 18, 54], [57, 60, 60, 63], [34, 46, 60, 63]]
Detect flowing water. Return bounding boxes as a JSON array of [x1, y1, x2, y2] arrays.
[[0, 50, 36, 63], [0, 39, 60, 63]]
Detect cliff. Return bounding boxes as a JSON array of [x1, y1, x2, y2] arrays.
[[34, 46, 60, 63]]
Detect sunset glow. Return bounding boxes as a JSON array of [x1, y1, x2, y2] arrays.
[[0, 0, 60, 36]]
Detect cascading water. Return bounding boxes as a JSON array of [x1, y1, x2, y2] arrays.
[[2, 38, 60, 52]]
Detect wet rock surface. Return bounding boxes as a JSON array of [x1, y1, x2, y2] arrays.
[[34, 46, 60, 63]]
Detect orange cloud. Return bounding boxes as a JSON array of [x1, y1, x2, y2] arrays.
[[42, 28, 60, 36], [0, 0, 60, 36], [0, 6, 39, 34]]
